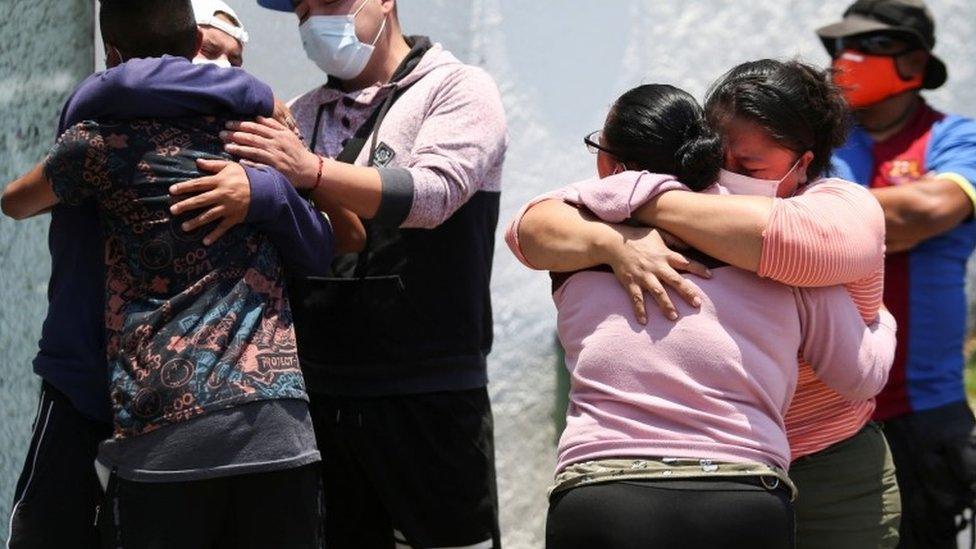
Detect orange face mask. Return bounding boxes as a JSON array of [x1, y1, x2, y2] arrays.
[[832, 50, 923, 109]]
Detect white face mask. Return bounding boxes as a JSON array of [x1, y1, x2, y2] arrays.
[[299, 0, 387, 80], [718, 157, 805, 197], [192, 56, 233, 68]]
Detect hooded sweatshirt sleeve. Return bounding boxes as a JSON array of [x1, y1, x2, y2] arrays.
[[59, 56, 274, 132], [243, 165, 334, 276], [376, 66, 507, 229]]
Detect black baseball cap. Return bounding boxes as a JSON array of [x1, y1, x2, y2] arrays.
[[816, 0, 947, 89]]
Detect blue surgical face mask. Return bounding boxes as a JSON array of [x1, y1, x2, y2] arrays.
[[299, 0, 387, 80]]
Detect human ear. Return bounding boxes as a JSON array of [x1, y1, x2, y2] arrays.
[[105, 42, 122, 68], [798, 151, 815, 184], [896, 50, 929, 80], [596, 150, 616, 178], [194, 28, 204, 58]]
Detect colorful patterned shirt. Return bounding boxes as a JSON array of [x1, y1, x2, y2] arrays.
[[44, 118, 307, 438]]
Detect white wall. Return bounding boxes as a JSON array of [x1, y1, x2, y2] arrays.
[[0, 1, 94, 542]]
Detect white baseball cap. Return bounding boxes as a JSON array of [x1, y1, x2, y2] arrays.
[[192, 0, 250, 44]]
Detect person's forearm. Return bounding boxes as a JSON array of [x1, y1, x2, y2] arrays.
[[871, 178, 973, 252], [517, 199, 616, 272], [634, 191, 771, 272], [310, 192, 366, 254], [310, 159, 383, 220], [2, 163, 58, 220]]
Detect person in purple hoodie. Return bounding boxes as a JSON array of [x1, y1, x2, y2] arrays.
[[1, 1, 337, 547]]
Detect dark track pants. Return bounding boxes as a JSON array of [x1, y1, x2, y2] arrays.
[[310, 388, 500, 549], [7, 382, 111, 549], [97, 463, 323, 549], [883, 401, 976, 549]]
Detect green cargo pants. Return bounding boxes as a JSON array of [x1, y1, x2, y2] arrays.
[[790, 422, 901, 549]]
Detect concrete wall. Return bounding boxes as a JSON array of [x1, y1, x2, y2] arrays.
[[0, 0, 93, 542], [3, 0, 976, 546]]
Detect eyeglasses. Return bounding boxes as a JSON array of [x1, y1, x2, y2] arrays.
[[584, 130, 615, 156], [832, 33, 920, 58]]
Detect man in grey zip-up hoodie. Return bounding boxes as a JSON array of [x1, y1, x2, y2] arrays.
[[185, 0, 508, 546]]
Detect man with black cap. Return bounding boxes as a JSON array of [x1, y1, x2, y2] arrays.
[[819, 1, 976, 546]]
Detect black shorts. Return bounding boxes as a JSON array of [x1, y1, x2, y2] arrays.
[[97, 463, 323, 549], [546, 477, 795, 549], [882, 400, 976, 548], [310, 388, 500, 548], [7, 382, 111, 549]]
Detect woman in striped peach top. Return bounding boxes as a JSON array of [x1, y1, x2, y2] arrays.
[[513, 59, 899, 549]]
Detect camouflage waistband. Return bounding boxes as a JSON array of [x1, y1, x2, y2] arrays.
[[550, 458, 797, 501]]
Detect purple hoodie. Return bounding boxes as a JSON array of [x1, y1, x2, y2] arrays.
[[37, 56, 332, 423]]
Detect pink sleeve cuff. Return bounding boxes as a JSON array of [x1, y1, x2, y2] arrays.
[[571, 171, 685, 223]]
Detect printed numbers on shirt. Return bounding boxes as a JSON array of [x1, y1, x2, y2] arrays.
[[173, 248, 213, 276]]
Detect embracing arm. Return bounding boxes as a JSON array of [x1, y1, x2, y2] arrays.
[[507, 172, 710, 322], [2, 163, 58, 220], [514, 199, 623, 272], [633, 192, 770, 271], [60, 56, 274, 132], [169, 160, 336, 276], [5, 122, 103, 220], [797, 287, 896, 401], [635, 180, 885, 287], [241, 164, 336, 276], [224, 67, 507, 230]]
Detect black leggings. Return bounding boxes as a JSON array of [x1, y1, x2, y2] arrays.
[[546, 477, 795, 549]]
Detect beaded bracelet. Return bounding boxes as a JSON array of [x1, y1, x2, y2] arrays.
[[309, 154, 324, 193]]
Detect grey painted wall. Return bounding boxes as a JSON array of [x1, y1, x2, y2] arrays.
[[0, 0, 94, 542], [3, 0, 976, 546]]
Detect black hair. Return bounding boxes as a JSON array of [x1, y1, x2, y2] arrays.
[[603, 84, 722, 191], [100, 0, 198, 60], [704, 59, 850, 180]]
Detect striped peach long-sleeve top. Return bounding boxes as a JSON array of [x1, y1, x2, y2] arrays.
[[759, 181, 886, 459]]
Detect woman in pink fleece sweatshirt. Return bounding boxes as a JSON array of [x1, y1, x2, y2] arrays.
[[509, 82, 895, 548], [514, 60, 900, 549]]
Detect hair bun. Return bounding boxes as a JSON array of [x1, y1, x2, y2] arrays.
[[675, 123, 723, 191]]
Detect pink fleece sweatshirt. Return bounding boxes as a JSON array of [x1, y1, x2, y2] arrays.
[[506, 172, 896, 472], [288, 42, 507, 229]]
